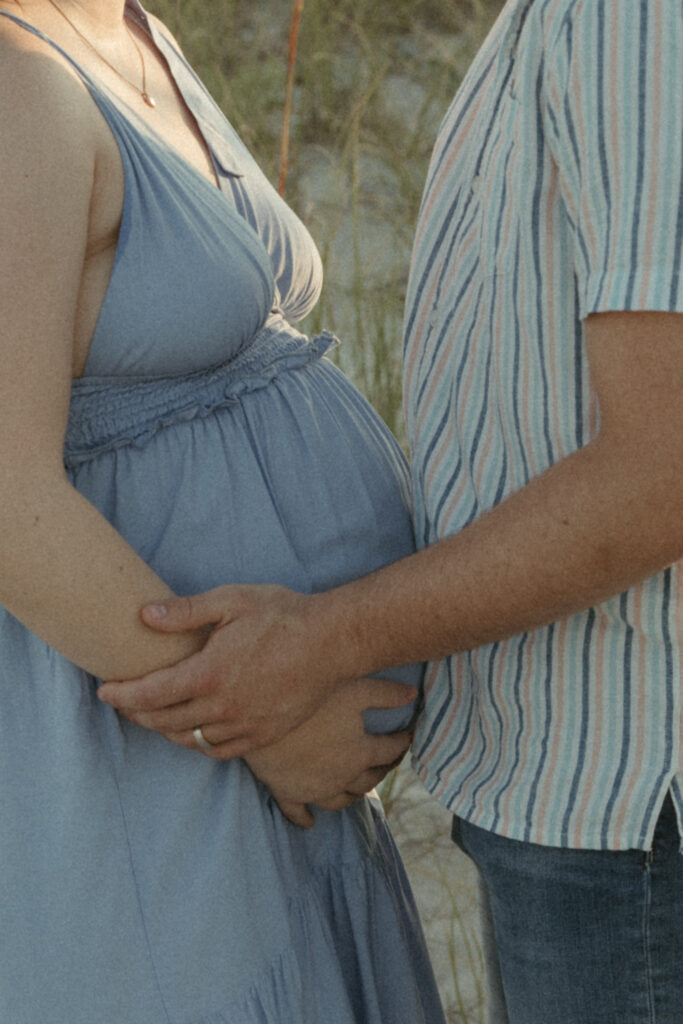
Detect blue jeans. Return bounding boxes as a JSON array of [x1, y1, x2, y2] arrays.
[[452, 795, 683, 1024]]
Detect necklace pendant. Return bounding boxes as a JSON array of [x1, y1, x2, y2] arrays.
[[142, 92, 157, 109]]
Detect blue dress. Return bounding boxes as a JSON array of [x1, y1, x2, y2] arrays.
[[0, 7, 445, 1023]]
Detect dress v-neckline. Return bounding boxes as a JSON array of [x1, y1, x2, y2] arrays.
[[101, 72, 223, 194], [0, 4, 223, 193]]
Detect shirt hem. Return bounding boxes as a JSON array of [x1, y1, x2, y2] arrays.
[[411, 756, 682, 853]]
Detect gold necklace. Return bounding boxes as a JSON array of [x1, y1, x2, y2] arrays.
[[45, 0, 157, 108]]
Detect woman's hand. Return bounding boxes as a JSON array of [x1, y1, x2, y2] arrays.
[[101, 598, 416, 827], [244, 678, 413, 828], [98, 584, 380, 756]]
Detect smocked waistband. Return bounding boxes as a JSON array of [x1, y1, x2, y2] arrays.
[[64, 326, 337, 466]]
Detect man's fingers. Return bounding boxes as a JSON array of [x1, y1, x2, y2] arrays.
[[140, 583, 289, 633], [141, 587, 237, 633]]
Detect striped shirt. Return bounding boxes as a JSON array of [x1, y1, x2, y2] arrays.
[[406, 0, 683, 851]]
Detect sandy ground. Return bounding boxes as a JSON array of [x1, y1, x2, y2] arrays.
[[380, 760, 487, 1024]]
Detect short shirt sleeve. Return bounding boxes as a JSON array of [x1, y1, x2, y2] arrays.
[[543, 0, 683, 318]]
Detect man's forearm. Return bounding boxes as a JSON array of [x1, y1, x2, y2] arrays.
[[106, 424, 680, 755], [110, 313, 683, 753], [308, 312, 683, 680], [308, 431, 683, 682]]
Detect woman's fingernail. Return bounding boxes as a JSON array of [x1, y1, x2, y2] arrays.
[[145, 603, 168, 620]]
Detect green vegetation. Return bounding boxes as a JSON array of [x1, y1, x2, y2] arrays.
[[149, 0, 503, 441]]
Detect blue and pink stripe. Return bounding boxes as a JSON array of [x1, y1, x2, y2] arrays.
[[407, 0, 683, 850]]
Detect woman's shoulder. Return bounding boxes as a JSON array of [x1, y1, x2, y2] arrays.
[[0, 11, 103, 243], [0, 9, 97, 114], [0, 11, 101, 170]]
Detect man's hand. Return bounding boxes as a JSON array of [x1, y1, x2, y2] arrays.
[[97, 584, 413, 758], [245, 678, 413, 828]]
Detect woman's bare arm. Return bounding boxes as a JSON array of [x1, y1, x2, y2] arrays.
[[0, 36, 202, 679]]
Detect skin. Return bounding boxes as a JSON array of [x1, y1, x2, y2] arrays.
[[99, 308, 683, 763], [0, 0, 414, 829]]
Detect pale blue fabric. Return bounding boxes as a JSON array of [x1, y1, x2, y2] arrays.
[[0, 8, 445, 1022]]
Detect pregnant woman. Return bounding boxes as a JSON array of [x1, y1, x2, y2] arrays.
[[0, 1, 445, 1021]]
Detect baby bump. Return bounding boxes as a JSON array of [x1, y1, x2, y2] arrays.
[[68, 344, 420, 730]]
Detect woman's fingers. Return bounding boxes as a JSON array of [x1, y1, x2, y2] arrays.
[[130, 711, 412, 765], [193, 736, 255, 760], [356, 678, 418, 709], [344, 768, 391, 796], [98, 651, 247, 737], [367, 728, 412, 766], [105, 678, 415, 744], [152, 726, 254, 760], [110, 669, 416, 783], [315, 792, 363, 812], [122, 696, 231, 734], [272, 798, 315, 829], [98, 659, 202, 711]]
